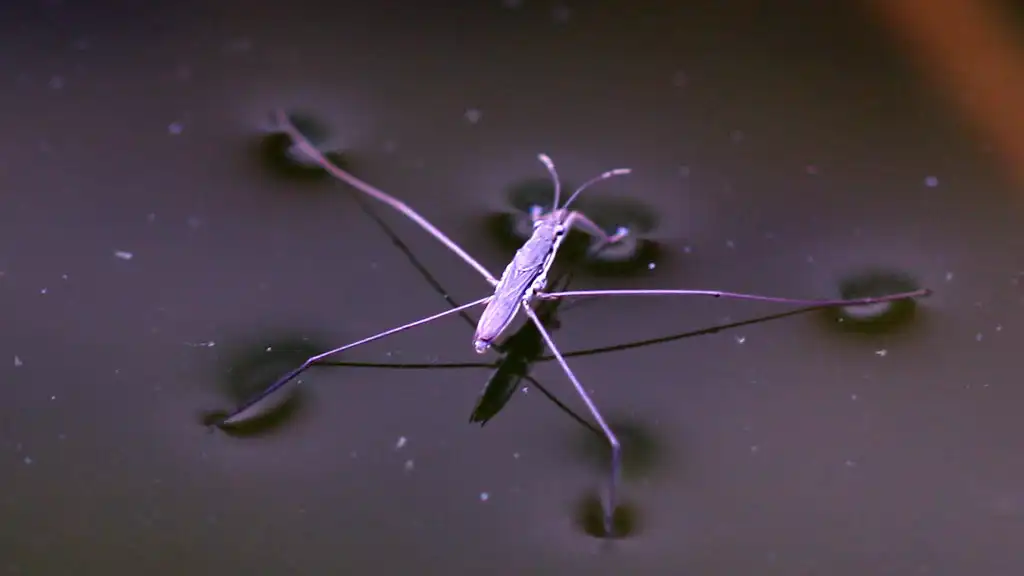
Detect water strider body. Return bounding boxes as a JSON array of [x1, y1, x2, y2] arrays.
[[215, 109, 932, 538]]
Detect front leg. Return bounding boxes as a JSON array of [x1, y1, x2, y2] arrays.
[[565, 210, 630, 245]]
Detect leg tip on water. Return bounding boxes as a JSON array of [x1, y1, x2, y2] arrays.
[[574, 492, 641, 539]]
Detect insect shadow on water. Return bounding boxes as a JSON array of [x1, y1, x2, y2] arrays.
[[327, 278, 929, 537], [212, 108, 932, 539]]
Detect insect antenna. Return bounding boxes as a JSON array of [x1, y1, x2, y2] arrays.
[[562, 167, 632, 210], [536, 153, 632, 212], [537, 153, 562, 211]]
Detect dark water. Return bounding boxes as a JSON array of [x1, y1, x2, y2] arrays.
[[2, 1, 1023, 574]]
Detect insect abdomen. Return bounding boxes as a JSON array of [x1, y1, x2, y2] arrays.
[[473, 257, 543, 352]]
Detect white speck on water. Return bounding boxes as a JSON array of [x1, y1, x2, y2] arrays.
[[647, 262, 656, 270], [114, 250, 134, 261], [167, 122, 183, 135], [875, 349, 888, 357], [683, 245, 693, 254], [975, 332, 984, 342], [750, 445, 759, 453], [924, 175, 939, 187], [147, 213, 156, 223], [23, 456, 33, 465], [851, 393, 859, 401], [513, 452, 520, 459], [49, 76, 64, 89], [844, 459, 857, 467], [187, 216, 202, 229], [14, 356, 22, 367], [39, 288, 47, 295], [185, 341, 216, 348], [945, 271, 954, 282], [479, 492, 490, 502], [996, 324, 1003, 332], [806, 255, 816, 264], [395, 436, 407, 450], [464, 108, 483, 124], [61, 274, 68, 280], [726, 240, 735, 249], [403, 459, 415, 472], [735, 335, 746, 344]]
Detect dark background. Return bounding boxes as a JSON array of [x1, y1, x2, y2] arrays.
[[2, 0, 1023, 574]]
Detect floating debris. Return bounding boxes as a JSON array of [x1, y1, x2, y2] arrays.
[[464, 108, 483, 124], [113, 250, 134, 261], [479, 492, 490, 502], [14, 355, 22, 367], [395, 436, 407, 450]]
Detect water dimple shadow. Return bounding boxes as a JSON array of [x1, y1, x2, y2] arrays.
[[203, 334, 332, 438], [570, 416, 669, 482], [481, 177, 573, 254], [573, 491, 643, 539], [250, 111, 354, 184], [483, 178, 673, 279], [818, 269, 928, 336]]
